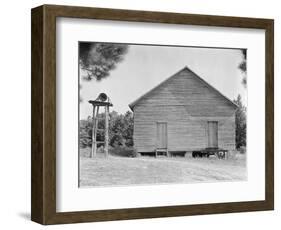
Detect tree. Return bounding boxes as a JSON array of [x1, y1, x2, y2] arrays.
[[122, 111, 134, 147], [107, 110, 134, 147], [109, 112, 125, 147], [79, 110, 134, 149], [233, 95, 247, 149], [238, 49, 247, 87], [79, 43, 129, 81], [79, 116, 93, 148]]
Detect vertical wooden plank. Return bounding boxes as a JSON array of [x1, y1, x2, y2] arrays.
[[163, 123, 167, 148], [90, 105, 96, 158], [215, 122, 218, 147], [105, 106, 109, 157], [164, 123, 168, 148], [210, 122, 214, 147], [265, 20, 274, 209], [156, 123, 159, 147], [159, 124, 162, 147], [31, 5, 44, 224], [44, 6, 57, 222], [156, 123, 160, 148], [208, 122, 211, 147], [93, 106, 99, 156]]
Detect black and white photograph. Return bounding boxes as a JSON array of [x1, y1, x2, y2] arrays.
[[78, 42, 247, 188]]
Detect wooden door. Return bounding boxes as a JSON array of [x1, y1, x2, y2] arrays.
[[208, 121, 218, 148], [156, 122, 167, 149]]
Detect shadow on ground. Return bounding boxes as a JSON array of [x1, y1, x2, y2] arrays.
[[18, 212, 31, 220]]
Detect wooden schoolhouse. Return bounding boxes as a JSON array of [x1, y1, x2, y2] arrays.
[[129, 66, 237, 156]]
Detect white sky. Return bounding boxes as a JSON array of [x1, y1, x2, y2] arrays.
[[79, 44, 246, 119]]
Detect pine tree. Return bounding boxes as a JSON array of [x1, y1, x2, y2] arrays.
[[233, 94, 247, 149]]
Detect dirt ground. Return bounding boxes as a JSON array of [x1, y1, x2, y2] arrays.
[[79, 152, 247, 187]]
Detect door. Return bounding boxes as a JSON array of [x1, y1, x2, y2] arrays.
[[156, 122, 167, 149], [208, 121, 218, 148]]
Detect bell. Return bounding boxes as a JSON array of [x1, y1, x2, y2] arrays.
[[97, 93, 108, 102]]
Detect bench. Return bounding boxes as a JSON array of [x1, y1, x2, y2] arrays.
[[192, 148, 228, 159], [155, 148, 169, 157]]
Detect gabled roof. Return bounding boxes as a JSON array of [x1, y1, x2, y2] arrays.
[[129, 66, 238, 111]]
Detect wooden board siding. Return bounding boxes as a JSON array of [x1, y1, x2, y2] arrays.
[[135, 68, 236, 117], [134, 105, 207, 152], [218, 114, 236, 150], [133, 68, 236, 153], [134, 106, 235, 152]]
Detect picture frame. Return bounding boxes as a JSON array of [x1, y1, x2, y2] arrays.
[[31, 4, 274, 225]]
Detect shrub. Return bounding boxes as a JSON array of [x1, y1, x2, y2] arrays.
[[79, 147, 91, 157], [238, 146, 246, 154], [79, 110, 134, 149], [109, 146, 137, 158]]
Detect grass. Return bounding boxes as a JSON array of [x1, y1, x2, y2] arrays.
[[79, 148, 247, 187]]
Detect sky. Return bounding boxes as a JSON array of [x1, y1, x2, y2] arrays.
[[79, 44, 246, 119]]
